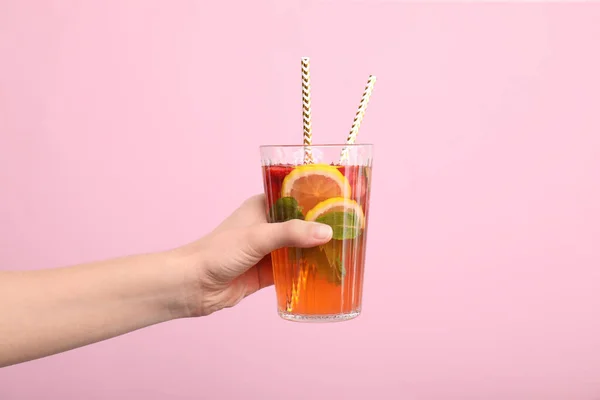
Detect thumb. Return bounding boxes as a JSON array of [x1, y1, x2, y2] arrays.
[[245, 219, 333, 256]]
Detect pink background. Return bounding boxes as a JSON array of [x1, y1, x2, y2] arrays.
[[1, 1, 600, 399]]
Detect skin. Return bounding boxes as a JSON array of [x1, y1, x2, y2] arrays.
[[0, 194, 333, 368]]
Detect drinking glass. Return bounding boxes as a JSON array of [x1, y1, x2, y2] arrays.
[[260, 144, 373, 322]]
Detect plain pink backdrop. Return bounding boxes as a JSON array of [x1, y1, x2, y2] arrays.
[[1, 1, 600, 399]]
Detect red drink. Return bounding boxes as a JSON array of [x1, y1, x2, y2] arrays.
[[262, 162, 372, 321]]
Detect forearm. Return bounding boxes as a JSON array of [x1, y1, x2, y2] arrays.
[[0, 251, 190, 367]]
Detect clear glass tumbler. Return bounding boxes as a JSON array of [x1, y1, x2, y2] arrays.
[[260, 144, 373, 322]]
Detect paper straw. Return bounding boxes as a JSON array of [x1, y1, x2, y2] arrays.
[[339, 75, 377, 163], [301, 57, 314, 163]]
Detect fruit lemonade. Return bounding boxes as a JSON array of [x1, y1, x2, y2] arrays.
[[262, 161, 372, 317]]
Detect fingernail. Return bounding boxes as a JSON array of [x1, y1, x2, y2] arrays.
[[312, 224, 332, 240]]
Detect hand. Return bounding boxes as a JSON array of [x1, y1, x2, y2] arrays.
[[175, 194, 333, 317]]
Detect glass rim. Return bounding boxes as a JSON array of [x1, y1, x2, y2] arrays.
[[259, 143, 373, 149]]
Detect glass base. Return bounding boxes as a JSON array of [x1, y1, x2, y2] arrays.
[[278, 310, 361, 323]]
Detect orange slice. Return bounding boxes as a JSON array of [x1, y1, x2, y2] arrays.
[[281, 164, 352, 213], [305, 197, 365, 229]]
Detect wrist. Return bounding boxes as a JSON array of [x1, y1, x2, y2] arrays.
[[161, 243, 208, 319], [126, 250, 193, 321]]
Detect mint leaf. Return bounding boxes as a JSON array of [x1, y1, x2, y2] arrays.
[[268, 197, 304, 223], [301, 244, 345, 285], [318, 242, 345, 283], [315, 211, 361, 240]]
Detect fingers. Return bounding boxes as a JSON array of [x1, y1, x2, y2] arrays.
[[210, 195, 267, 235], [245, 219, 333, 257], [256, 256, 274, 289]]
